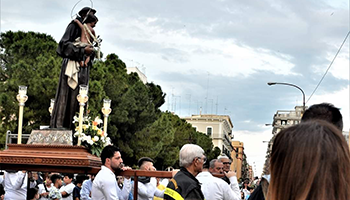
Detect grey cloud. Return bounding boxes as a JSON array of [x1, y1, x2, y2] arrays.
[[154, 68, 347, 132], [103, 0, 347, 77], [107, 36, 190, 63]]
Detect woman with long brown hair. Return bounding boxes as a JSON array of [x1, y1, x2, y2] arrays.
[[268, 120, 350, 200]]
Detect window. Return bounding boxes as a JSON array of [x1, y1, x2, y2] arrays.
[[207, 127, 212, 136]]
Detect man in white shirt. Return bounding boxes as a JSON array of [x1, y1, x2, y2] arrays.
[[136, 157, 164, 200], [59, 174, 75, 200], [196, 160, 241, 200], [209, 159, 224, 174], [38, 173, 53, 200], [92, 145, 131, 200], [3, 170, 37, 200]]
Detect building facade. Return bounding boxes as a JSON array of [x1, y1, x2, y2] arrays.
[[183, 114, 234, 159], [230, 141, 250, 180], [265, 106, 305, 156], [271, 106, 304, 136]]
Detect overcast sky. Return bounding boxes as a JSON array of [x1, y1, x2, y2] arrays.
[[1, 0, 349, 175]]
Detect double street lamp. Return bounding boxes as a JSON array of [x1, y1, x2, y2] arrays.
[[267, 82, 306, 113]]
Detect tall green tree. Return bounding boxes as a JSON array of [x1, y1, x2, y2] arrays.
[[0, 31, 61, 147], [154, 112, 221, 169], [130, 112, 175, 167], [89, 54, 166, 164]]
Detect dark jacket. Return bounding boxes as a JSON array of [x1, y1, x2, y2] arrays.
[[164, 167, 204, 200], [222, 176, 231, 184]]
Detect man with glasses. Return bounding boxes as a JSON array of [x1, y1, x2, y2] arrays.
[[164, 144, 205, 200], [218, 155, 232, 184]]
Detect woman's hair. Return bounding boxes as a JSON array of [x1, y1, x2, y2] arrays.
[[268, 120, 350, 200]]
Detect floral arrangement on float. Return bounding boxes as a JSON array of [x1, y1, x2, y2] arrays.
[[73, 115, 112, 156]]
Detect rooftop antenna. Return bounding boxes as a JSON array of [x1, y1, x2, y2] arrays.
[[205, 72, 210, 114], [215, 96, 219, 114], [171, 87, 174, 111], [186, 94, 191, 116]]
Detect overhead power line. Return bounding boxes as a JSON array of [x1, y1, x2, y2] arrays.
[[306, 31, 350, 104]]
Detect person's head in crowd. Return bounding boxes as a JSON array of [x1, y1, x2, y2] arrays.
[[75, 174, 88, 187], [268, 120, 350, 200], [209, 159, 224, 174], [179, 144, 206, 176], [243, 181, 249, 189], [44, 173, 52, 186], [28, 187, 39, 200], [301, 103, 343, 130], [63, 173, 73, 185], [218, 155, 231, 172], [138, 157, 155, 171], [117, 176, 123, 188], [51, 174, 63, 188], [101, 145, 124, 172]]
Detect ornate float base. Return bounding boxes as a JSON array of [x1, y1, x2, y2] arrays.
[[27, 129, 73, 145], [0, 144, 101, 174]]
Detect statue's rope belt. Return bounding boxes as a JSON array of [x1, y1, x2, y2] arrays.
[[83, 23, 101, 59]]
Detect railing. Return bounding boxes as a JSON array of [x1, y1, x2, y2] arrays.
[[117, 170, 224, 200], [5, 130, 31, 149]]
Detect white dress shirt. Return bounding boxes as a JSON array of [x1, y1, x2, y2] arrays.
[[38, 183, 53, 200], [196, 171, 241, 200], [60, 182, 75, 200], [92, 166, 119, 200], [136, 177, 164, 200], [3, 171, 36, 200]]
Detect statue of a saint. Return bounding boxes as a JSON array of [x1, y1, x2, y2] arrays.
[[50, 7, 97, 129]]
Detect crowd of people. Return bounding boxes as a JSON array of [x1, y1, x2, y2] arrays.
[[1, 102, 350, 200]]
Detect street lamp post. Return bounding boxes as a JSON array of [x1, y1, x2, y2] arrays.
[[267, 82, 306, 113]]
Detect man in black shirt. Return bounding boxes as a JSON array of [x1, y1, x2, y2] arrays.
[[164, 144, 205, 200]]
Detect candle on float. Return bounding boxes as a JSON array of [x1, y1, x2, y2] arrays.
[[79, 85, 88, 96], [50, 99, 55, 108], [18, 85, 27, 96], [103, 99, 111, 109]]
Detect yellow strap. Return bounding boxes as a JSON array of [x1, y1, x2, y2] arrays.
[[170, 178, 178, 190], [164, 188, 184, 200]]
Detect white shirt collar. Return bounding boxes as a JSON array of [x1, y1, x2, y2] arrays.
[[101, 165, 115, 176]]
